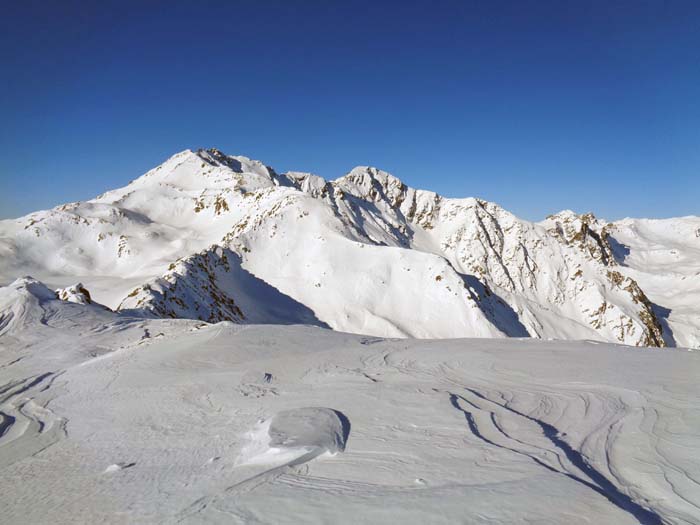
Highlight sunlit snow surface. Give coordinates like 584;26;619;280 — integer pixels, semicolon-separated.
0;280;698;524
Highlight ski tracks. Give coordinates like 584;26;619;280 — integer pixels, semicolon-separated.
0;371;67;469
447;388;663;524
358;346;681;524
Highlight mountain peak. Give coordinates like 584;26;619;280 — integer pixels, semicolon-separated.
5;276;57;302
2;149;697;348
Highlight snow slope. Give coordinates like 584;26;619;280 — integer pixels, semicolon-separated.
0;279;698;524
607;217;700;348
0;148;697;346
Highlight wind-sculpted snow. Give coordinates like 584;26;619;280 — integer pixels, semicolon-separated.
0;148;697;347
0;298;697;523
0;277;57;336
0;372;67;470
447;389;663;524
180;407;351;520
268;407;349;452
238;408;349;468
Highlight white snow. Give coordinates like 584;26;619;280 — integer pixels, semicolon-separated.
1;148;699;522
1;148;696;346
237;408;348;468
0;285;698;523
607;217;700;348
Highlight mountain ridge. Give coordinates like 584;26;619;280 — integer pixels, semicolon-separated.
1;148;698;347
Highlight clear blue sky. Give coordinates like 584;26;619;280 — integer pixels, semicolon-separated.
1;1;698;221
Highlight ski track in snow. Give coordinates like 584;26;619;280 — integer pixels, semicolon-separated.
447;389;662;524
0;371;67;469
166;337;698;524
0;280;698;524
352;345;699;524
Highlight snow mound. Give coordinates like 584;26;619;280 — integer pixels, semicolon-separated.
2;276;57;302
0;277;57;335
0;277;116;337
238;407;350;467
103;462;136;474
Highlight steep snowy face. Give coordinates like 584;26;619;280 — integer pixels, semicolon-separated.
605;216;700;348
292;170;666;346
118;245;327;328
544;210;616;265
0;148;695;346
331;166;443;236
217;189;509;338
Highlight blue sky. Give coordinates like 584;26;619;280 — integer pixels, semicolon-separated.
1;1;698;221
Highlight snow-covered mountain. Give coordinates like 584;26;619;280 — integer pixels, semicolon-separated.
1;148;698;347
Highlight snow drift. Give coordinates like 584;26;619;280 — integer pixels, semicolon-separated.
238;407;350;468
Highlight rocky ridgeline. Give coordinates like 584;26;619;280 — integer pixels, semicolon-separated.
2;148;684;347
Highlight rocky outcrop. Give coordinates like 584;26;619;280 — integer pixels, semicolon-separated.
56;283;93;305
118;247;245;322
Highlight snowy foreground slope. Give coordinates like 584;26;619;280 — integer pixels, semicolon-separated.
1;148;698;346
0;278;698;524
